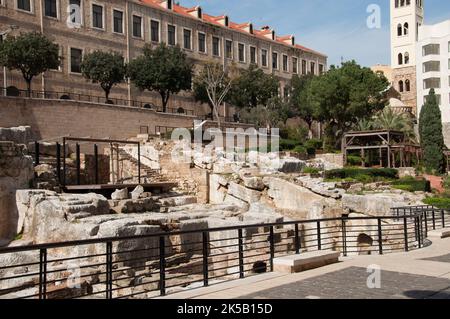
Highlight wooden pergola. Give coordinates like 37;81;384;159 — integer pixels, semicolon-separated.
342;130;422;168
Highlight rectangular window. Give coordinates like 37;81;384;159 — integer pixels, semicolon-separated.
319;64;325;74
261;49;268;67
17;0;31;11
113;10;123;34
225;40;233;59
302;60;307;75
198;32;206;53
238;43;245;63
151;20;160;42
292;57;298;74
310;62;316;75
250;46;257;64
183;29;191;50
44;0;57;18
272;52;278;69
283;55;288;72
70;48;82;73
133;15;142;38
423;61;440;73
168;24;176;46
212;37;220;57
423;78;441;89
92;4;103;29
422;43;440;56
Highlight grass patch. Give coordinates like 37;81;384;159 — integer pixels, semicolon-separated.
303;167;321;174
423;197;450;210
324;168;398;181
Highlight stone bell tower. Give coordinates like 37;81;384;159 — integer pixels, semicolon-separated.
390;0;424;114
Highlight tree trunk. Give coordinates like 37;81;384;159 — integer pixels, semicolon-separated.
104;88;110;103
160;91;169;113
25;78;32;97
307;121;313;140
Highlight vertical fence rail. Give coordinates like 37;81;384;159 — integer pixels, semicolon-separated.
34;142;40;166
94;144;99;185
442;210;446;228
238;229;244;279
341;219;347;257
202;231;209;287
38;248;47;300
403;217;409;252
56;142;61;185
317;221;322;251
105;241;113;299
294;223;300;254
377;218;383;255
76;143;81;185
269;226;275;272
159;236;166;296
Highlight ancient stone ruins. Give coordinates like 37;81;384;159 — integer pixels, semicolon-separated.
0;126;429;298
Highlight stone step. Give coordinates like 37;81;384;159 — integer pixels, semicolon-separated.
273;250;341;274
427;228;450;239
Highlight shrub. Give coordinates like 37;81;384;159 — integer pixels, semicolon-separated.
303;167;320;174
292;145;307;155
391;178;431;193
347;155;362;166
280;139;301;151
423;197;450;210
324;168;398;180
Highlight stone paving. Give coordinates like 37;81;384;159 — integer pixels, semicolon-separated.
240;267;450;299
161;236;450;299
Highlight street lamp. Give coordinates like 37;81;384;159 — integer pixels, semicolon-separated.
1;25;19;97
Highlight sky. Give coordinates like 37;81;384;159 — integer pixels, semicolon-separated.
181;0;450;67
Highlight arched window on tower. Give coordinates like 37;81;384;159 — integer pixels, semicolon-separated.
398;53;403;65
397;24;403;36
395;0;400;8
404;23;409;35
405;79;411;91
399;81;404;93
404;52;410;64
400;0;406;6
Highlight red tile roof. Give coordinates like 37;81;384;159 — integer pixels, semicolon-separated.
139;0;326;57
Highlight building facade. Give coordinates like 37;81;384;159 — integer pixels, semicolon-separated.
0;0;327;118
416;19;450;144
390;0;424;115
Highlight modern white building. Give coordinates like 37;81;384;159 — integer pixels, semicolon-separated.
416;20;450;125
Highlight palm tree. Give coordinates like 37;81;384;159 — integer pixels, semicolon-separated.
374;107;416;142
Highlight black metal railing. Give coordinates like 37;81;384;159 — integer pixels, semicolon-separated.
1;208;445;299
1;87;195;116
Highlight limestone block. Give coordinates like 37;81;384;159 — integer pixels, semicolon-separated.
242;176;265;191
227;182;261;204
273;251;340;273
111;188;129;200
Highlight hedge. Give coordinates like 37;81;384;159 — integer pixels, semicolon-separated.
391;178;431;193
324;168;398;180
423;197;450;210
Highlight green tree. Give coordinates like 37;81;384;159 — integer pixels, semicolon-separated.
128;43;192;112
307;60;389;150
239;96;290;129
419;89;445;174
228;64;279;109
81;50;126;102
374;107;416;142
193;62;234;127
0;32;60;95
290;74;315;138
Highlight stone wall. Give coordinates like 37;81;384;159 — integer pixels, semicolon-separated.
0;142;33;243
0;97;195;141
315;153;344;169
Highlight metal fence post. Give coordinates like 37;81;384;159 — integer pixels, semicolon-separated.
317;221;322;251
105;242;113;299
424;212;428;238
294;223;300;254
202;231;209;287
94;144;99;184
56;142;61;184
238;229;244;279
442;210;445;229
76;143;81;185
377;218;383;255
39;248;47;300
418;216;423;248
341;219;347;257
269;226;275;272
403;217;409;252
159;236;166;296
432;208;436;230
34;141;40;166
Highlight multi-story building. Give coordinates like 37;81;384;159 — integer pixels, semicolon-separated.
416;19;450;144
0;0;327;118
390;0;424;115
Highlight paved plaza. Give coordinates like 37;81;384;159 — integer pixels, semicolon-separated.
161;237;450;299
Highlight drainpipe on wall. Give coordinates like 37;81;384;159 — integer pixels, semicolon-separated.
39;0;46;93
125;0;132;105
